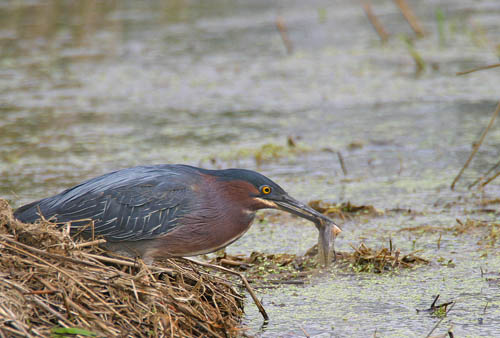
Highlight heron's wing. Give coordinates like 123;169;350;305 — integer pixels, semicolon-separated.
60;183;190;241
15;166;195;241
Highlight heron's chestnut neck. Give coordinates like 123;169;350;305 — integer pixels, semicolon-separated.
214;179;270;212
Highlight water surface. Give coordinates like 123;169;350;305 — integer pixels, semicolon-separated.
1;1;499;337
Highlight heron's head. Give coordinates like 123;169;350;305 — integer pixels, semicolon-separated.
210;168;341;262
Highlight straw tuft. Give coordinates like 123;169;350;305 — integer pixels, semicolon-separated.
0;199;244;338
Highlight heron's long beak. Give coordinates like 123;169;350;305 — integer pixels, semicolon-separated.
273;195;341;265
274;195;341;232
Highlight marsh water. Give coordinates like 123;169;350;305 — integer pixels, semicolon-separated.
1;1;500;337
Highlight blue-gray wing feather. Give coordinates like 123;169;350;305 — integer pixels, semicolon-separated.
14;165;199;242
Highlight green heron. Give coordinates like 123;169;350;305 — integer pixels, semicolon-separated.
14;164;341;263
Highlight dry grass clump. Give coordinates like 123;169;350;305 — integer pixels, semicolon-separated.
339;242;429;273
0;199;244;338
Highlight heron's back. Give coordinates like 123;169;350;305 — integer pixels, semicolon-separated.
14;164;200;242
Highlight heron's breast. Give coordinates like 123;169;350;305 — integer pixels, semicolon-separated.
151;208;256;257
150;177;258;257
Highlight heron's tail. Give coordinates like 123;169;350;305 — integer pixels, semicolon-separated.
13;200;44;223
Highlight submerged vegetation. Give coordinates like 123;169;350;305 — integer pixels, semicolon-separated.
309;200;383;219
207;137;310;167
211;239;429;285
399;218;500;247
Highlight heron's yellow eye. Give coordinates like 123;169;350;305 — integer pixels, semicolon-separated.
261;186;272;194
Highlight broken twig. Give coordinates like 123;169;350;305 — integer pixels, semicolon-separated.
182;257;269;321
393;0;425;37
451;101;500;190
425;301;456;338
337;151;348;176
417;294;453;314
457;63;500;76
362;1;389;42
276;16;293;54
468;158;500;189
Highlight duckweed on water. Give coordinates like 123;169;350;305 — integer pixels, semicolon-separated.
211;251;319;286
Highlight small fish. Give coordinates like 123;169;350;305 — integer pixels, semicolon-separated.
314;218;341;266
